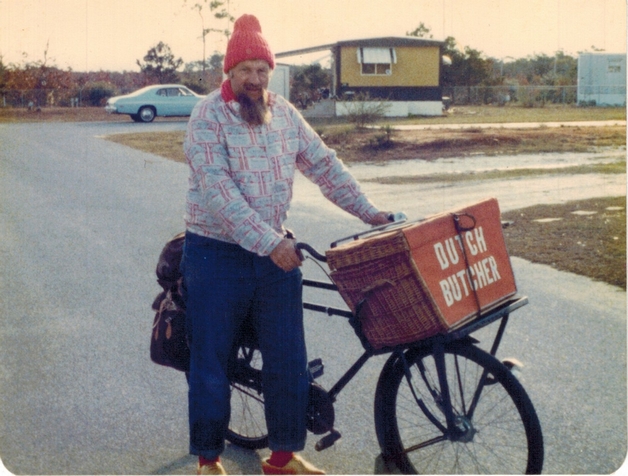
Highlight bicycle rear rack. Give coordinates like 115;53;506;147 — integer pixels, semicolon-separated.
303;277;528;357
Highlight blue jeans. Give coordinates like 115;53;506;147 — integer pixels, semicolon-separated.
181;231;309;459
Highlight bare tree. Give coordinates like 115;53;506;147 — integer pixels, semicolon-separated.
184;0;234;73
136;42;184;84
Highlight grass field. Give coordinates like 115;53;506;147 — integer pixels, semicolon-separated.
305;103;627;128
502;196;626;289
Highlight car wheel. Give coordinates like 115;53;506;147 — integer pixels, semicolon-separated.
138;106;156;123
130;114;141;122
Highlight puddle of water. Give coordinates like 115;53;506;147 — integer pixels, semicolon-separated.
352;173;626;218
347;150;626;181
292;151;626;224
571;210;598;216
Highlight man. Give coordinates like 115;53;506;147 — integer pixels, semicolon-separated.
181;14;391;475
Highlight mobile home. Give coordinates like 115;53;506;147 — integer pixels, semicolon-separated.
577;53;626;106
276;36;447;116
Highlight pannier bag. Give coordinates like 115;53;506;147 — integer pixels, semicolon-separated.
326;198;517;350
150;232;190;372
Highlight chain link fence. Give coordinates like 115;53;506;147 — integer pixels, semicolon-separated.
1;89;81;108
2;84;625;109
443;85;580;106
444;85;626;107
0;85;136;108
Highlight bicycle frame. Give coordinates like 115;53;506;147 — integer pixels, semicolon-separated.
302;267;529;450
224;233;541;471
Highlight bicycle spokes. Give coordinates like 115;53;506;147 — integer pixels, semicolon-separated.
377;344;542;474
404;347;482;442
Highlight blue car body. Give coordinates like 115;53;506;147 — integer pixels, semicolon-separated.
105;84;204;122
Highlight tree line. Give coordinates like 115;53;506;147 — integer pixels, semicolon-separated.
0;17;601;108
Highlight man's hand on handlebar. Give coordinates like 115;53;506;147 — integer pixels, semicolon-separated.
273;211;403;269
368;211;395;226
270;238;303;272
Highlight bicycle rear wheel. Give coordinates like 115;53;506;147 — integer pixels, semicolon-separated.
375;342;543;474
226;343;269;449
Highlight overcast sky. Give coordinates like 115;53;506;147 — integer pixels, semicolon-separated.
1;0;625;72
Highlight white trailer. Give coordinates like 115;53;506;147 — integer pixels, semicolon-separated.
577;53;626;106
268;63;290;100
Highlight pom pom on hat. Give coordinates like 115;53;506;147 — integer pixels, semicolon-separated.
224;14;275;73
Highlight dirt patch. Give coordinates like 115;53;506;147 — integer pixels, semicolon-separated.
501;196;626;289
103;125;626;169
324;126;626;163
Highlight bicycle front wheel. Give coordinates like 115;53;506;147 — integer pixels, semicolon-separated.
226;343;269;449
375;342;543;474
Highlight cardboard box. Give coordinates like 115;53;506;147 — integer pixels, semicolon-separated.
326;198;517;349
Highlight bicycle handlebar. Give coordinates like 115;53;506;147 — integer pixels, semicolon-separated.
329;212;409;248
296;242;327;262
296;212;408;263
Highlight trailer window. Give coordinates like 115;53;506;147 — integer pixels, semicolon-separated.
357;47;396;76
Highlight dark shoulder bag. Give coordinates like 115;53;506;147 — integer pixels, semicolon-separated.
150;232;190;372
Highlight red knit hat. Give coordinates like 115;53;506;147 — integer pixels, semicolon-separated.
223;14;275;73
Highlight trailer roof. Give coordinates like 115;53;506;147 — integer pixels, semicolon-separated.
275;36;443;59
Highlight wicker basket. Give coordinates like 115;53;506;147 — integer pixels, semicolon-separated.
326;198;516;350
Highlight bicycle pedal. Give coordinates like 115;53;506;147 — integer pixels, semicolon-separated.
315;429;341;451
308;358;324;379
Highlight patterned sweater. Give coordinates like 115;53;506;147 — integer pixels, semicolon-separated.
183;80;380;256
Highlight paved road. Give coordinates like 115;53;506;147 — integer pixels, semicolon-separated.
0;120;625;474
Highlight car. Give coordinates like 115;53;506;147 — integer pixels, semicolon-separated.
104;84;205;122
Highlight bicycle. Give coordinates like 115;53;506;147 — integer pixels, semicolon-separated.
224;220;544;474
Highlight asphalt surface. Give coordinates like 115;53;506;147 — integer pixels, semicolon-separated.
0;120;625;475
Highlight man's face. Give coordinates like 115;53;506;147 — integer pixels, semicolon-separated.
229;59;271;101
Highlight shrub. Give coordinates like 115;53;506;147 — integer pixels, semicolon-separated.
182;79;210;95
343;93;390;128
578;100;597;107
81;81;116;106
368;125;396;150
318;125;353;145
518;87;546;108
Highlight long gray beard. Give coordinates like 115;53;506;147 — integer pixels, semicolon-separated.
237;91;271;126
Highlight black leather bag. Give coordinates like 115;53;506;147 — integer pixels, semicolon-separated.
150;232;190;372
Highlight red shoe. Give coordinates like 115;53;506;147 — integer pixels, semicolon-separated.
262;454;325;475
197;461;227;475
